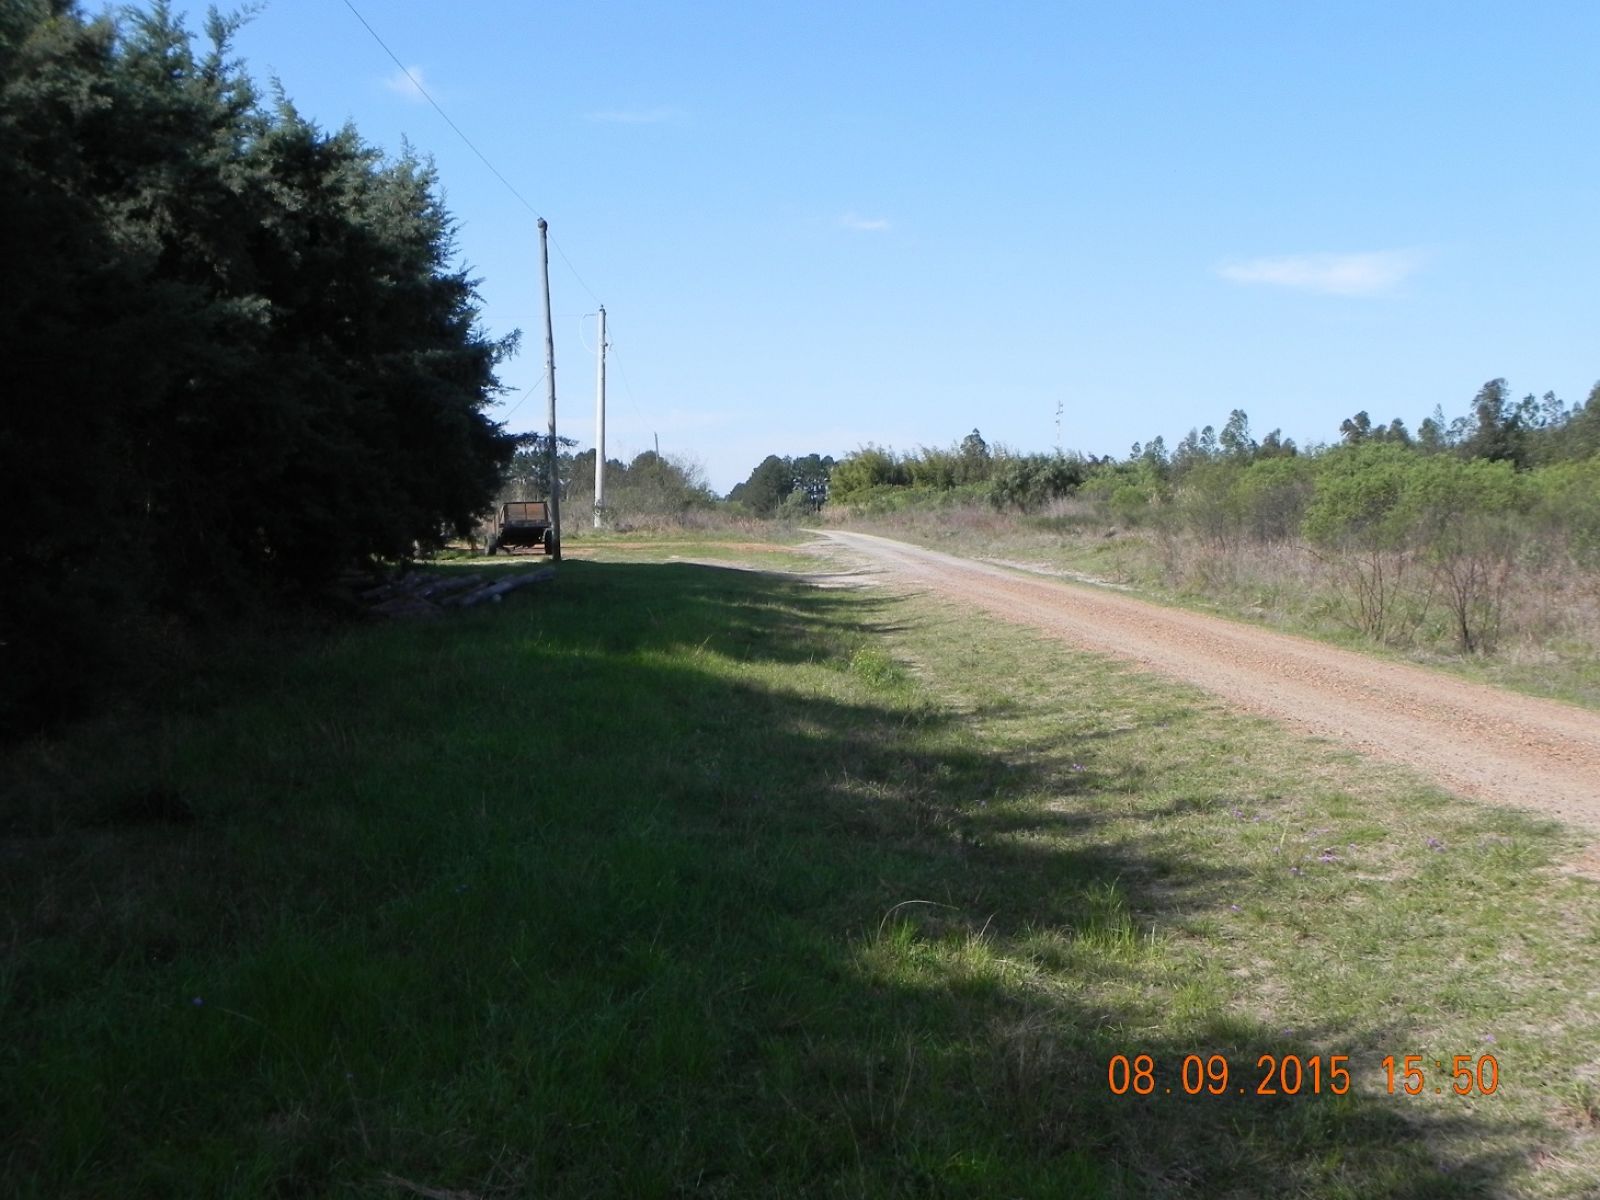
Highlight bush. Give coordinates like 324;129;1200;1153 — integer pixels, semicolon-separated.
1235;456;1315;543
1400;457;1526;653
1080;462;1166;526
1301;446;1428;641
1531;458;1600;570
830;446;908;503
1172;462;1245;548
988;454;1088;512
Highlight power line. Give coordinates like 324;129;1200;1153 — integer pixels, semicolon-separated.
497;372;547;423
606;341;650;432
338;0;540;219
550;240;603;309
337;0;602;307
333;4;626;436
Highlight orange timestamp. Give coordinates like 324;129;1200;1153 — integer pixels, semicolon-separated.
1107;1053;1500;1098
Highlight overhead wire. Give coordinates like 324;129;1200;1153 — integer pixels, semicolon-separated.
549;241;604;310
337;0;602;307
338;1;649;434
338;0;541;221
605;341;651;434
497;372;546;423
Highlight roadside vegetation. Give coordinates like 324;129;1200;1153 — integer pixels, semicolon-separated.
7;539;1600;1197
822;381;1600;708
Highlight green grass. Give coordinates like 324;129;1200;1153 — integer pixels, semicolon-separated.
5;541;1600;1197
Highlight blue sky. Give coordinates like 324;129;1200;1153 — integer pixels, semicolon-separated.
165;0;1597;492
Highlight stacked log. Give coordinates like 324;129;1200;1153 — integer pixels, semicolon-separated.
453;569;556;608
356;568;555;618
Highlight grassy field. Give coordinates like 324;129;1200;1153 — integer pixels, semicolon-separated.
835;503;1600;712
5;536;1600;1197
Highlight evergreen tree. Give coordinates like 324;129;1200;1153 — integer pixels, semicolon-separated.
729;455;795;515
0;2;516;733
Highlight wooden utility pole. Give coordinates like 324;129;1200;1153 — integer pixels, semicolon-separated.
593;306;607;528
537;218;561;560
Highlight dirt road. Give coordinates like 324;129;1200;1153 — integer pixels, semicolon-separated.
821;530;1600;830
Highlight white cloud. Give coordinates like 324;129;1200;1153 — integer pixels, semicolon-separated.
1217;249;1422;297
383;65;429;103
586;107;682;125
839;212;891;233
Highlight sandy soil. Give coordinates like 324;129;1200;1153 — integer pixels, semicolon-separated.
822;530;1600;832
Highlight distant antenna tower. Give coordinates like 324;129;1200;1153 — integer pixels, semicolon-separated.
1054;399;1064;453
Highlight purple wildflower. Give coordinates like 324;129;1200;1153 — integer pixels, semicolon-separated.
1427;838;1445;852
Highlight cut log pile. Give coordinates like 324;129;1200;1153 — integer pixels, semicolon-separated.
355;568;556;618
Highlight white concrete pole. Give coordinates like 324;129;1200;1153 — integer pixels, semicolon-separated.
593;306;606;528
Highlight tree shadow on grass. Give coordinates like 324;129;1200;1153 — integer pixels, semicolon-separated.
2;560;1547;1198
406;562;1550;1195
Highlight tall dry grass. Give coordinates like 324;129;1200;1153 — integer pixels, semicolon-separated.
838;495;1600;706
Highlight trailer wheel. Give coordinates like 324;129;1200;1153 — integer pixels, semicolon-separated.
543;528;556;556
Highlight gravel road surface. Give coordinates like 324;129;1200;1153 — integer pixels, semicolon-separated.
822;530;1600;831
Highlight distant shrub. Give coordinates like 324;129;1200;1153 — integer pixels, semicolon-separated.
988;454;1087;512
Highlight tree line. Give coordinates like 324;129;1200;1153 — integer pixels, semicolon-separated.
725;454;836;516
502;437;719;523
822;430;1093;512
1114;401;1598;654
1;2;516;733
821;378;1600;655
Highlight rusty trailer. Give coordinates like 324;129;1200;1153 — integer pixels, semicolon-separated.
486;501;557;556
